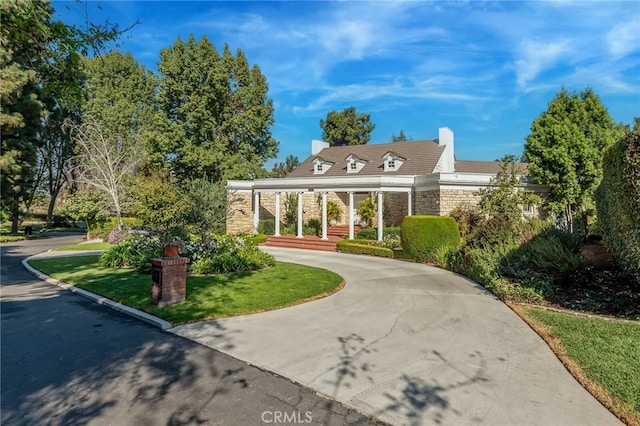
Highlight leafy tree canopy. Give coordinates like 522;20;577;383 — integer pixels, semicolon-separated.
0;0;134;233
524;87;622;233
391;130;409;142
157;35;278;182
320;106;375;147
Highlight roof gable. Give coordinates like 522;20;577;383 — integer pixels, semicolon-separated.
287;140;444;178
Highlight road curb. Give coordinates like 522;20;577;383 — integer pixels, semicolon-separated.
22;256;173;330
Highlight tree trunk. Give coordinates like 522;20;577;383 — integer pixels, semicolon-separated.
10;195;20;234
46;190;59;226
565;204;573;234
581;206;589;241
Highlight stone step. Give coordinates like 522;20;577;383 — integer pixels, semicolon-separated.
327;225;362;237
263;235;339;252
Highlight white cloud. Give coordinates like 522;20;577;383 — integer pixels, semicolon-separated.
607;18;640;57
514;39;571;88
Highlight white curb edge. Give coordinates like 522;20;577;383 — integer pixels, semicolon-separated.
22;257;173;331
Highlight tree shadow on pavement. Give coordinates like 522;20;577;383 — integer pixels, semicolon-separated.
381;350;489;425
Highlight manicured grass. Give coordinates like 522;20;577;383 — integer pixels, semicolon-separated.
28;255;343;326
515;306;640;425
51;242;111;251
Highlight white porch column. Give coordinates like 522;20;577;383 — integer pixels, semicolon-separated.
274;192;281;237
296;192;304;238
348;192;355;240
321;192;328;240
253;192;260;234
407;191;413;216
377;191;384;241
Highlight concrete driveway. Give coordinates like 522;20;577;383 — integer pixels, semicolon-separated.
171;247;621;426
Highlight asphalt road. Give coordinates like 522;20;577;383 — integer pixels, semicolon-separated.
1;233;379;426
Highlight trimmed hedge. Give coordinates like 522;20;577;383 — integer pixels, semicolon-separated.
401;215;460;262
595;123;640;285
336;240;394;258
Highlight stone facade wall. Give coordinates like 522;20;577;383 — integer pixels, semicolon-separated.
414;190;440;216
226;190;253;235
439;190;482;216
384;193;409;226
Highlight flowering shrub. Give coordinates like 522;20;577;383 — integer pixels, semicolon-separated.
107;227;128;244
100;233;274;275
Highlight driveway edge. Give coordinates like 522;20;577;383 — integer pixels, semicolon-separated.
21;257;173;330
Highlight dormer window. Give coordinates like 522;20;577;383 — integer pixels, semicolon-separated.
382;151;405;172
312;157;333;175
345;154;366;174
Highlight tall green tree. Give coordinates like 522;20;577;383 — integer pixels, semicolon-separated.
82;51;160;170
0;0;134;233
270;154;299;177
524;88;621;233
391;130;408;142
157;35;278;182
320;107;375;147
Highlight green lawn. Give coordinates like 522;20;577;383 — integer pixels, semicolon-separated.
520;307;640;425
51;242;111;251
28;255;343;325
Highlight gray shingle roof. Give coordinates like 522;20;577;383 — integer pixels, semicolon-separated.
287;140;445;178
455;160;529;174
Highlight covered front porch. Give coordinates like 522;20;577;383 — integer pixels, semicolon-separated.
227;175;416;242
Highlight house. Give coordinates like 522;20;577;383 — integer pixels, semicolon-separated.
226;127;546;240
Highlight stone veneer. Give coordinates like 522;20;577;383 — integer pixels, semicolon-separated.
226;187;539;235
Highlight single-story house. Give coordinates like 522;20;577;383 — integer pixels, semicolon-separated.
226;127;546;240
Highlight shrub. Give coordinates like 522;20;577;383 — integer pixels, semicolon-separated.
336;240;394;258
190;244;274;274
595;121;640;285
355;226;400;241
258;219;275;235
246;233;268;244
326;201;342;222
306;218;321;236
401;216;460;262
449;203;483;238
107;227;127;244
99;237;162;273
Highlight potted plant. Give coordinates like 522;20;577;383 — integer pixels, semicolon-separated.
357;196;376;227
326;201;342;226
158;227;186;257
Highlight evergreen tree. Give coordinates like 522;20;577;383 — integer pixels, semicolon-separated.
271;155;300;177
320;107;375;147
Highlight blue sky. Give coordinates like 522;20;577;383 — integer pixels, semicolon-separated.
52;1;640;165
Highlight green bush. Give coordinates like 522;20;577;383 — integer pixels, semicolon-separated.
99;237;162;273
336;240;394;258
355;226;401;240
306;218;321;236
449;203;483;239
258;219;275;235
90;217;140;240
190;245;274;274
400;216;460;262
595;122;640;285
246;233;268;244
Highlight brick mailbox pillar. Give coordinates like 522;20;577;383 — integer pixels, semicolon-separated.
150;257;189;305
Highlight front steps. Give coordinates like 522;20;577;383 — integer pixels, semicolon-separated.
263;235;342;252
262;225;362;252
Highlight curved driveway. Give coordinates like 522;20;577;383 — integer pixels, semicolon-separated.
171;247;621;426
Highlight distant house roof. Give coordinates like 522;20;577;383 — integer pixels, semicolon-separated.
287;140;445;178
455;160;529;174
